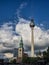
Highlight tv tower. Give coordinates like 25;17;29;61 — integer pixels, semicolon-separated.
30;19;35;57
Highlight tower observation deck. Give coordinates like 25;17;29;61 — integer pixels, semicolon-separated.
30;19;35;57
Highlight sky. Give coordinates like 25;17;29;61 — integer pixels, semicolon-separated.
0;0;49;29
0;0;49;58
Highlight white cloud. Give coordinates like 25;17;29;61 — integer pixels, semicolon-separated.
0;23;13;43
0;17;49;56
0;22;20;51
16;18;49;52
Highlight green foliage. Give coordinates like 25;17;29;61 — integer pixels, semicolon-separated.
22;57;38;63
43;47;49;58
22;47;49;63
43;51;47;58
43;47;49;62
10;59;16;63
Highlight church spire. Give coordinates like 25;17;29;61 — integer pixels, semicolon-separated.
18;36;24;62
19;37;23;48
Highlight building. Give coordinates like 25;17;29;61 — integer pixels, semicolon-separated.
18;37;24;58
30;19;35;57
14;48;18;57
17;37;24;63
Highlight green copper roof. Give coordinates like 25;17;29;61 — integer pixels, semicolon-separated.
19;37;23;48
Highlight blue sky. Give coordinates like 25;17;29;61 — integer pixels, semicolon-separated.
0;0;49;57
0;0;49;29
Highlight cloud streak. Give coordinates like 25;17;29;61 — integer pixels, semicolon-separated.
16;2;27;18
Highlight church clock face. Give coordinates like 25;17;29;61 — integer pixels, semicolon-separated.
18;48;23;58
19;49;21;52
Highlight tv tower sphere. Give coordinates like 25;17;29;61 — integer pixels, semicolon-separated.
30;19;35;57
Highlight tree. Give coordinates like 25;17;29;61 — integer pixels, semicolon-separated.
43;51;47;58
46;47;49;62
47;47;49;58
43;47;49;62
10;59;16;63
22;57;37;63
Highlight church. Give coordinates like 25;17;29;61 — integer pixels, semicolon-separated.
17;37;28;63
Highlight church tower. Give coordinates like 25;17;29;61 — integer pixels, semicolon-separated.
18;37;24;59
